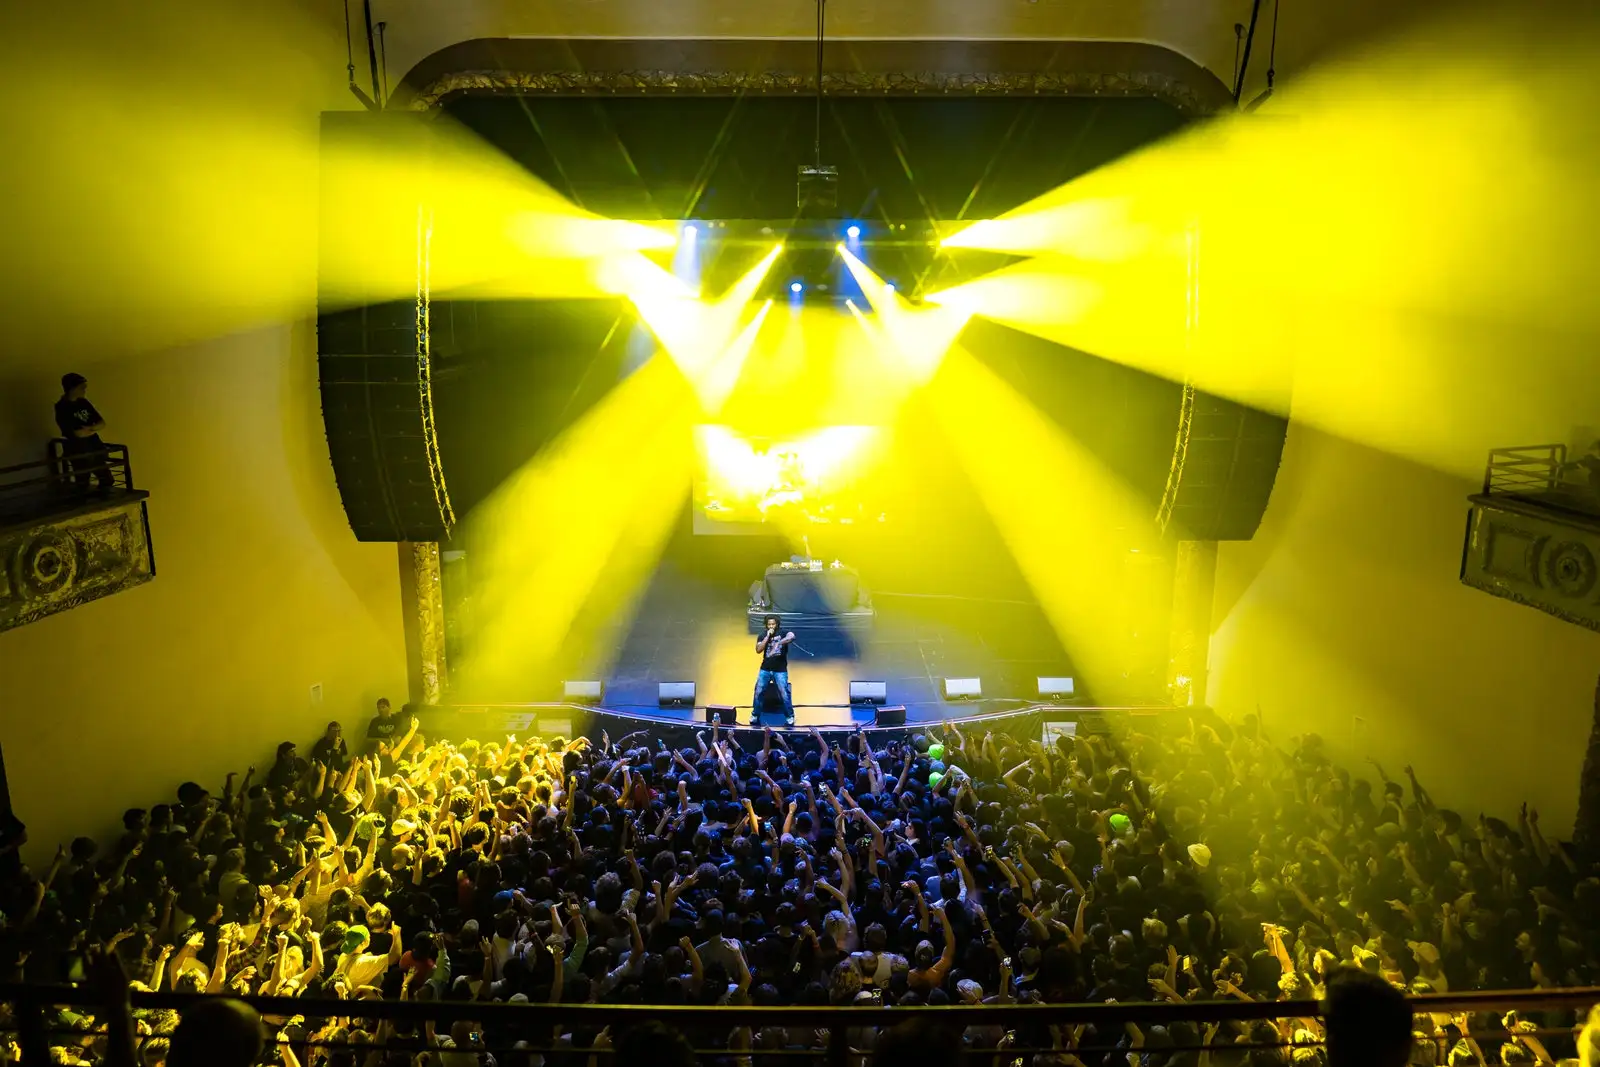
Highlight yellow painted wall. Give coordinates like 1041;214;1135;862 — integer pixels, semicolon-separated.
1210;424;1600;832
0;327;407;863
0;0;405;862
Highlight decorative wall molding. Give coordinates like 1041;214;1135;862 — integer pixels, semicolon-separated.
1462;494;1600;633
411;67;1222;115
397;38;1233;115
0;496;155;632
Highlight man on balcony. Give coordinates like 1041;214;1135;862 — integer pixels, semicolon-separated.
54;372;112;495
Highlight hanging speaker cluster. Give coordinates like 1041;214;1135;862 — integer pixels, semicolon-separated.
317;111;456;543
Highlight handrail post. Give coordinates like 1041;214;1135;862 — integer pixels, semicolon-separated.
18;997;50;1067
826;1022;848;1067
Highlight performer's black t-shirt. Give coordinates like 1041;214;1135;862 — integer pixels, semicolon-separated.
760;635;789;672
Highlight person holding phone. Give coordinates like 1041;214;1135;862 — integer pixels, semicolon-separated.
753;615;797;725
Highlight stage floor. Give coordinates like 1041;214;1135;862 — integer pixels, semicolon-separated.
601;564;1075;726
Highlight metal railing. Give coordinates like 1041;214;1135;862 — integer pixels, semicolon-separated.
1483;444;1567;496
1480;443;1600;519
1;983;1594;1067
0;439;137;523
414;702;1149;747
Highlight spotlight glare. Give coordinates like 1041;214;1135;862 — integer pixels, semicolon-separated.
683;224;698;240
847;225;861;239
885;283;896;293
790;282;803;294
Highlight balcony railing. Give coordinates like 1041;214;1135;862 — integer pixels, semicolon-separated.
1481;443;1600;519
0;440;138;524
0;983;1594;1067
1484;444;1566;495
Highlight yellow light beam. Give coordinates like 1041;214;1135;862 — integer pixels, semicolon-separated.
694;300;774;415
452;353;698;699
931;4;1600;480
839;247;972;383
629;243;783;392
920;346;1166;695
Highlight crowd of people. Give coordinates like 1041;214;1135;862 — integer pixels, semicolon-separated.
0;699;1596;1067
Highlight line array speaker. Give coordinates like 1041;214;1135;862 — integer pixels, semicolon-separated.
1159;388;1287;541
318;111;455;543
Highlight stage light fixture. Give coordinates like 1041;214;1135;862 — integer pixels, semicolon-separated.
884;283;895;293
790;282;804;294
846;225;861;239
683;224;698;240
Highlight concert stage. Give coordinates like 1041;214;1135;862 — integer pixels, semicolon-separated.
597;562;1077;726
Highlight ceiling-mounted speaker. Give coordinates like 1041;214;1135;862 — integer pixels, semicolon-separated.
796;164;839;216
943;677;982;700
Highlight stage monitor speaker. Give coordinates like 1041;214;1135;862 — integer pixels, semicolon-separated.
706;704;737;725
563;680;604;704
849;681;888;705
1036;676;1076;700
1160;391;1287;541
659;682;697;707
539;716;574;738
943;677;983;700
874;705;907;727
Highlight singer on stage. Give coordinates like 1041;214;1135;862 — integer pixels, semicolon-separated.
754;614;796;725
